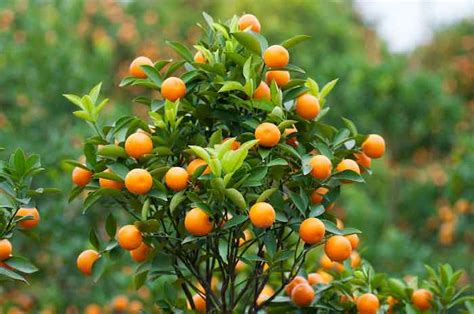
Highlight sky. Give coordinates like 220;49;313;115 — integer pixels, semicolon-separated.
355;0;474;52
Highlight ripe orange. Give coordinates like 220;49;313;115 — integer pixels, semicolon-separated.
99;169;124;190
362;134;385;159
112;295;129;311
299;218;325;244
223;137;241;150
266;70;290;87
317;270;333;284
295;94;320;120
161;77;186;101
238;14;261;32
239;229;252;246
194;51;206;63
345;234;360;249
310;187;328;204
336;159;360;177
125;168;153;195
185;208;213;236
387;296;397;314
129;56;153;78
310;155;332;180
165;167;189;191
235;260;246;272
15;207;40;229
291;283;314;308
129;300;143;314
125;132;153;159
187;159;210;176
188;294;206;312
350;251;361;268
285;127;298;147
253;81;271;100
130;242;151;262
356;293;380;314
249;202;275;229
84;304;101;314
72;167;92;187
411;289;433;311
0;239;12;261
117;225;142;250
76;249;100;275
263;45;289;68
255;122;281;147
319;253;344;272
354;152;371;171
257;285;274;306
285;276;308;295
307;273;324;285
324;235;352;262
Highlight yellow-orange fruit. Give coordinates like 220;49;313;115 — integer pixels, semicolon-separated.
129;56;153;78
263;45;289;68
354;152;371;170
295;94;320;120
362;134;385;159
238;14;261;32
266;70;290;87
253;81;271;100
412;289;433;311
15;207;40;229
356;293;380;314
125;132;153;159
299;218;325;244
72;166;92;186
99;169;124;190
130;242;152;262
249;202;275;229
165;167;189;191
161;77;186;101
310;155;332;180
223;137;241;150
324;235;352;262
311;187;328;204
345;234;360;249
125;168;153;195
336;159;361;184
308;273;325;285
112;295;129;311
188;294;206;312
194;51;206;63
187;159;210;176
285;276;308;296
350;251;361;268
291;283;315;308
0;239;12;261
185;208;213;236
285;127;298;147
117;225;142;250
255;122;281;147
84;304;102;314
76;249;100;275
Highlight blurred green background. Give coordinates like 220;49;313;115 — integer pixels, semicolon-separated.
0;0;472;312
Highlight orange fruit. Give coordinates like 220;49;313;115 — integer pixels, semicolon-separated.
299;218;325;244
266;70;290;87
76;249;100;275
285;127;298;147
223;137;241;150
324;235;352;262
336;218;344;229
72;167;92;187
117;225;142;250
411;289;433;311
0;239;12;261
249;202;275;229
130;242;152;262
310;187;328;204
112;295;129;311
319;253;344;272
295;94;320;120
350;251;361;268
239;229;252;246
185;208;213;236
263;45;289;68
125;168;153;195
99;169;124;190
187;159;211;176
257;285;274;306
336;159;360;176
165;166;189;191
354;152;371;171
310;155;332;180
188;294;206;312
345;234;360;249
387;296;397;314
235;260;246;272
161;77;186;101
291;283;314;308
308;273;325;285
129;56;153;78
253;81;271;100
125;132;153;159
84;304;102;314
362;134;385;159
356;293;380;314
255;122;281;147
317;270;333;284
238;14;261;32
129;300;143;314
285;276;308;295
194;51;206;63
15;207;40;229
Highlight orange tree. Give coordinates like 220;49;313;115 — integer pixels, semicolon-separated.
0;148;57;283
65;13;473;312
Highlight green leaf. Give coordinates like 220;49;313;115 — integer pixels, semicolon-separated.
170;191;186;212
89;82;102;103
225;188;247;210
321;219;342;235
134;270;149;290
189;146;211;164
331;170;365;183
63;94;83;108
89;228;100;250
4;256;38;274
218;81;244;93
281;35;311;49
305;78;319;97
209;129;223;147
97;145;127;159
267;158;288;167
92;256;105;283
288;190;306;215
223;215;248;229
0;267;28;284
232;31;261;55
166;41;193;62
342;117;358;136
319;78;338;99
105;213;117;239
257;188;278;203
